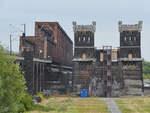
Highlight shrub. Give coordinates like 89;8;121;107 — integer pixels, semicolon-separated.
18;103;26;113
143;74;150;79
37;92;45;101
18;93;33;112
0;44;26;113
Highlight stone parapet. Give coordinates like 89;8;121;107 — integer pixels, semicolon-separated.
72;21;96;33
118;21;143;32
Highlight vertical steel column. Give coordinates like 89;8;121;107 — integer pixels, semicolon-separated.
42;63;45;90
32;62;35;94
39;63;42;92
102;46;112;97
36;62;38;93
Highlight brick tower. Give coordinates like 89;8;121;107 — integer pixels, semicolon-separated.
72;21;96;93
118;21;144;95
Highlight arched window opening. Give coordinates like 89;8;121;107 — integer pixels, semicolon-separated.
129;37;131;41
82;53;87;60
78;37;81;42
134;36;136;41
128;53;132;60
88;37;91;42
100;52;104;61
83;36;86;42
124;37;127;41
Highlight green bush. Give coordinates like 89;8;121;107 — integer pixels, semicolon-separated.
37;92;45;101
0;44;26;113
143;74;150;79
18;103;26;113
18;93;33;112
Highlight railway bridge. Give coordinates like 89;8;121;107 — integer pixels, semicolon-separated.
15;49;72;95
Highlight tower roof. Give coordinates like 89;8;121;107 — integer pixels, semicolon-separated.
118;21;143;32
72;21;96;33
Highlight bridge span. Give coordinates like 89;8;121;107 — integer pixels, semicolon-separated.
15;52;72;95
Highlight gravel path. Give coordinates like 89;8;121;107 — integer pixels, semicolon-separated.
102;98;122;113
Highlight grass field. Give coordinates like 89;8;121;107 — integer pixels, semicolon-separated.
115;97;150;113
27;97;109;113
27;96;150;113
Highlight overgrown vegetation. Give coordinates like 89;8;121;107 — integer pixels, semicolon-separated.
143;60;150;79
0;44;26;113
18;93;33;112
115;97;150;113
28;97;109;113
37;92;45;101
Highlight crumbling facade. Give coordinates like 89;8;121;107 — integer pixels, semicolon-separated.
72;21;96;94
118;21;143;95
72;21;143;97
20;22;73;66
18;21;143;96
19;22;73;94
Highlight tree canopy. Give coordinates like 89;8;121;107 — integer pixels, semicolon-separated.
0;44;26;113
143;60;150;79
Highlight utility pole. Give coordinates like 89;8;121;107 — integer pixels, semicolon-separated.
10;34;12;55
9;23;25;55
23;24;26;36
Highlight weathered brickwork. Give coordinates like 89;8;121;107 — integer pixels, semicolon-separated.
18;21;143;96
72;21;143;97
18;22;73;94
20;22;73;66
72;22;96;93
119;21;143;95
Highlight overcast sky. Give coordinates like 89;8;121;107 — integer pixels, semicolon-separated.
0;0;150;61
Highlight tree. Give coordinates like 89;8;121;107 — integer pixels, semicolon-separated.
0;44;26;113
142;60;150;79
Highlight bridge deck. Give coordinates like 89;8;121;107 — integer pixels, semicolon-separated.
16;56;52;63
